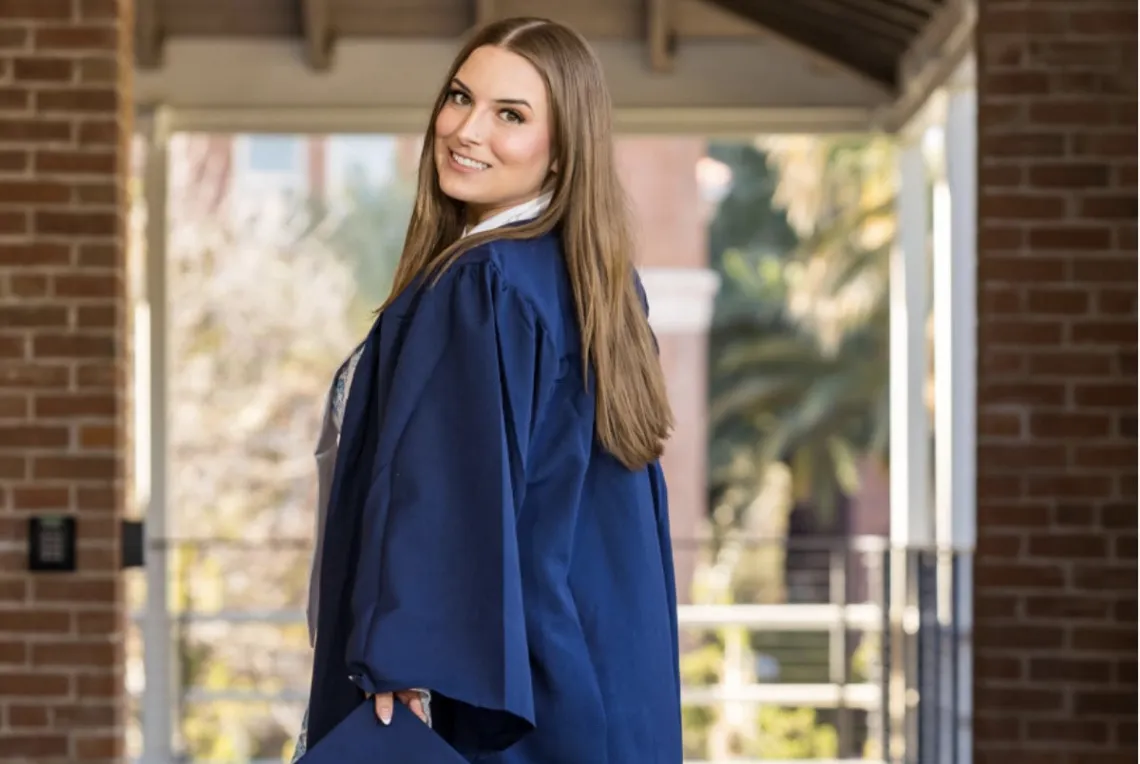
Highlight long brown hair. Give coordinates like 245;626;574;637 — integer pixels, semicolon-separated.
384;17;672;470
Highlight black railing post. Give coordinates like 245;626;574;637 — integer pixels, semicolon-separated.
950;550;961;764
878;545;891;762
903;549;920;764
916;549;943;764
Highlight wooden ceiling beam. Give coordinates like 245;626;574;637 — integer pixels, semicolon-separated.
811;0;928;35
796;0;916;45
300;0;334;71
136;0;163;69
704;0;898;88
472;0;496;30
888;0;942;14
646;0;677;73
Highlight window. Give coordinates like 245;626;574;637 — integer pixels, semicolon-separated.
233;134;309;199
246;135;304;174
326;135;397;195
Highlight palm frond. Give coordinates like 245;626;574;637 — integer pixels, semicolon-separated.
714;333;831;376
826;436;862;495
818;241;891;296
791;197;894;261
710;374;809;427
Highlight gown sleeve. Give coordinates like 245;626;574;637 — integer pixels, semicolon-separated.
636;271;681;701
344;260;551;757
650;462;682;704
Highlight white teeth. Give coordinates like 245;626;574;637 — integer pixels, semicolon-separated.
452;151;489;170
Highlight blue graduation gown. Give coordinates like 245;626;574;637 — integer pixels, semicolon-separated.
305;231;683;763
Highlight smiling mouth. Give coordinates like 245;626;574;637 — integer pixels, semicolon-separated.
450;150;490;170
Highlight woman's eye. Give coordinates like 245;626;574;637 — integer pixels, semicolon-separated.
449;90;470;106
501;110;523;124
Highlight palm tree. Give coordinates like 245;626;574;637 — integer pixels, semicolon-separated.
708;135;896;526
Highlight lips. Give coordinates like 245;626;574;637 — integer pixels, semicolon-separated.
449;150;490;171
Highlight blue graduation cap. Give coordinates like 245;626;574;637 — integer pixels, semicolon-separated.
298;700;467;764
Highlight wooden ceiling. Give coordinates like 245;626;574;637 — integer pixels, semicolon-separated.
706;0;946;87
136;0;948;90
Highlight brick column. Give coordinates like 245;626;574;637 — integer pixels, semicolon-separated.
0;1;133;762
975;3;1137;762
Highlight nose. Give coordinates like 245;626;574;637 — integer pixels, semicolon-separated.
455;108;487;146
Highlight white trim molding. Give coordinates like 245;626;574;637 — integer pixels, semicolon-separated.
933;83;977;764
638;266;721;334
888;142;933;548
933;90;977;554
878;0;976;134
160;105;880;138
139;110;179;764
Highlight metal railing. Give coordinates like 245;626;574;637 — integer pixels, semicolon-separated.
128;535;970;763
881;546;972;764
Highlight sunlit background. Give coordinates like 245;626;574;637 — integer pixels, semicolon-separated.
4;2;1133;764
122;128;922;762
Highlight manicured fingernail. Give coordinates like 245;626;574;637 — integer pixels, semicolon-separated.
380;707;392;725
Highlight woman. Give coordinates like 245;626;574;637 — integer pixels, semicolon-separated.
299;16;683;763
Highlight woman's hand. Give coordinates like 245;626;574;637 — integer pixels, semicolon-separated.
373;690;429;726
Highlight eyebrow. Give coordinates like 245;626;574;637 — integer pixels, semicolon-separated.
452;78;532;109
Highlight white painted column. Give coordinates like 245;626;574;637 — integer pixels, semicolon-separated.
935;75;978;554
885;132;934;764
933;59;977;764
639;266;721;335
140;109;178;764
889;142;933;549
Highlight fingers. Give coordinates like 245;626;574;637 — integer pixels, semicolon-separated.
396;690;429;724
372;690;429;726
373;692;393;725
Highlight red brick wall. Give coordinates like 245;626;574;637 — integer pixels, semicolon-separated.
0;1;132;761
975;2;1137;762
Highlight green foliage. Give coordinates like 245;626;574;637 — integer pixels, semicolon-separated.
750;706;839;759
851;632;878;684
707;136;895;526
156;135;422;760
307;166;416;332
680;639;725;759
330;172;415;297
706;142;797;325
705;142;799;532
693;135;894;760
680;627;840;760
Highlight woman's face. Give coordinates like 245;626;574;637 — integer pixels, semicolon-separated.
434;45;553;226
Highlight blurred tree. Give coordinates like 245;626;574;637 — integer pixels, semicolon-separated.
164;133;364;758
709;135;896;528
701;138;897;759
705;141;798;535
314;163;415;330
692;140;858;760
751;705;839;759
